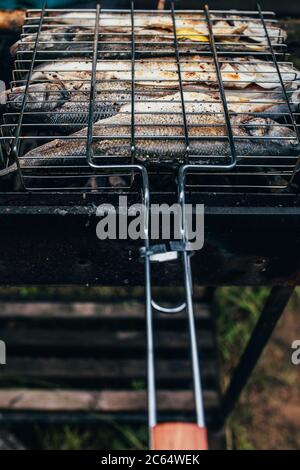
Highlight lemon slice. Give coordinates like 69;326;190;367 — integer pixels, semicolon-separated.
176;27;208;42
245;44;265;51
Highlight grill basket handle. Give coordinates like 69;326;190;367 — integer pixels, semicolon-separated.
151;422;208;450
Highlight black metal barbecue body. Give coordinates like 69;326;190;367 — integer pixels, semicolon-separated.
0;4;300;285
0;191;299;286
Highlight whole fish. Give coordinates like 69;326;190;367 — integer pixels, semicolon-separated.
25;56;299;90
3;76;298;135
6;54;297;122
3;63;299;135
12;27;138;59
13;11;286;58
18;92;300;171
24;11;246;33
12;26;212;59
11;28;262;61
25;11;285;42
4;81;71;112
3;80;178;131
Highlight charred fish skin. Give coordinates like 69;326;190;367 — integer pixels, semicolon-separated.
4;80;178;132
18;92;300;169
11;31;270;61
19;120;300;170
4;82;71;113
23;55;300;92
12;27;133;60
4;77;300;135
12;11;286;59
11;25;197;60
6;55;300;116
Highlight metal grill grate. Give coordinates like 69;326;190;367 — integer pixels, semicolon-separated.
1;3;300;191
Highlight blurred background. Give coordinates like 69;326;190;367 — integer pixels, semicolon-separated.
0;286;299;450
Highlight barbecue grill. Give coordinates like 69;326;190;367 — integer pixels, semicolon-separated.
0;2;300;450
1;3;300;191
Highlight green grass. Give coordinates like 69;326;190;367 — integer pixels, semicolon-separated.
214;287;300;449
227;413;254;450
214;287;271;449
215;287;270;364
34;423;147;450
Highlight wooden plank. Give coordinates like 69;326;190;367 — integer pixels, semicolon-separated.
0;389;218;412
0;301;211;320
0;431;25;450
0;302;139;318
0;357;216;382
0;327;214;351
0;287;206;303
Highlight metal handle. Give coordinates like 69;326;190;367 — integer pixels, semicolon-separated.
151;422;208;450
145;244;207;447
151;300;186;314
144;166;208;449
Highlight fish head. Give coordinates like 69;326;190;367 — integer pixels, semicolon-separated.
10;40;20;57
291;89;300;113
10;26;93;57
7;81;71;112
239;116;299;147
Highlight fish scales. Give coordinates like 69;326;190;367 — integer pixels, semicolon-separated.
4;55;299;132
18;56;300;91
16;11;286;58
19;92;300;169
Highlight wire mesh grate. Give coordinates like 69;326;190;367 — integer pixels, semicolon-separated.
0;3;300;191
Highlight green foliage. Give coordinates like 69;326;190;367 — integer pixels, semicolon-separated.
131;380;146;391
214;287;272;450
215;287;270;363
110;423;147;450
37;426;91;451
35;424;147;450
228;412;254;450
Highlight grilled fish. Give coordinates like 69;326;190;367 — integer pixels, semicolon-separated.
4;52;299;133
3;80;178;131
4;81;71;112
11;27;265;60
11;27;136;59
23;11;246;33
12;26;213;59
27;56;299;90
26;11;285;42
13;11;286;57
18;92;300;170
6;82;300;134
